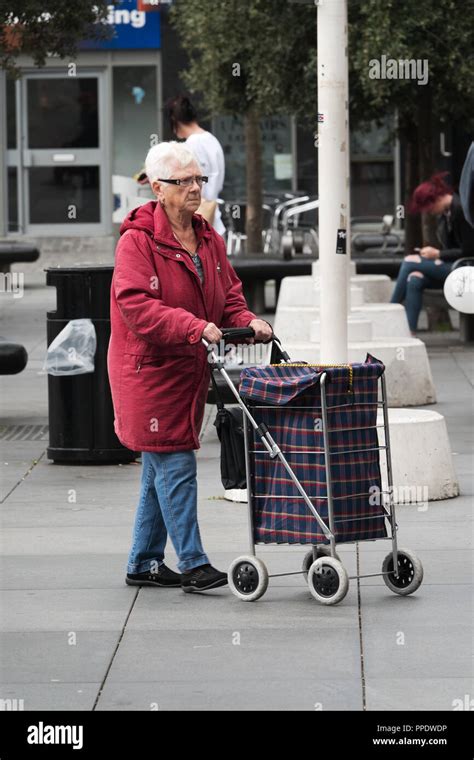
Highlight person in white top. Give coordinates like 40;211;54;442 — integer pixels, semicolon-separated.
165;95;226;236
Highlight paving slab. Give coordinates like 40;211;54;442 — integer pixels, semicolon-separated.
0;631;120;683
0;588;135;632
360;583;472;690
0;683;100;711
125;584;360;632
95;678;363;711
0;526;133;556
364;678;474;711
0;274;472;711
105;628;361;682
0;554;134;591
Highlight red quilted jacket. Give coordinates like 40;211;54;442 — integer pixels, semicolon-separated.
107;201;256;452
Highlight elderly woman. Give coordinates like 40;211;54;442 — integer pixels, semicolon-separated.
107;142;272;593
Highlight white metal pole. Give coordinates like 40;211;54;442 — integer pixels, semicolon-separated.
317;0;350;362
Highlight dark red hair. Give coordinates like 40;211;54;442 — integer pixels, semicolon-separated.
409;172;453;214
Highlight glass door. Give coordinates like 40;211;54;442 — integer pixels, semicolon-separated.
9;70;109;235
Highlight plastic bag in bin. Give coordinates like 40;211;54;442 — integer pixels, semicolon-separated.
44;319;97;376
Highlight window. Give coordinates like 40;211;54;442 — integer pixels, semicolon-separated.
350;118;395;217
112;65;158;179
214;114;293;199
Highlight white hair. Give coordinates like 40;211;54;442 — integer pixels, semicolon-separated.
145;141;201;184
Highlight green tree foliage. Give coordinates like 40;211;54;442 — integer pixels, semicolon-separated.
349;0;474;244
349;0;474;131
0;1;114;77
171;0;317;122
170;0;318;251
172;0;474;250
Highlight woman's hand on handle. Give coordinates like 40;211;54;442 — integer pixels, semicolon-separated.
202;322;223;343
248;319;273;343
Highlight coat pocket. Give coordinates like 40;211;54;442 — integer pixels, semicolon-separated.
134;350;195;373
135;355;167;373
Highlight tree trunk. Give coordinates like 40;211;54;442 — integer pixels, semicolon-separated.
401;123;422;253
244;108;263;254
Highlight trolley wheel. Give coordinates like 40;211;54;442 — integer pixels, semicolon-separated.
307;557;349;605
382;548;424;596
228;556;269;602
302;546;341;581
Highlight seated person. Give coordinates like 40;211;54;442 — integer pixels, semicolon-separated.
390;172;474;334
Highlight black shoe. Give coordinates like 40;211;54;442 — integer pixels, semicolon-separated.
126;564;181;588
181;564;228;593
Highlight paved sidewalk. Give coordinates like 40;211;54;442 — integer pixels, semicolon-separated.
0;272;472;710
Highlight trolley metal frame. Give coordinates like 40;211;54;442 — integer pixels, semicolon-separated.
205;332;401;584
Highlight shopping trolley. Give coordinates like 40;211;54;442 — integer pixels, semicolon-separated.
204;327;424;605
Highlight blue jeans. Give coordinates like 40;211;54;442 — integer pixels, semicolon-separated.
390;257;451;331
127;451;210;574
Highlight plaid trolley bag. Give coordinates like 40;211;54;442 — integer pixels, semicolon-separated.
238;353;387;547
205;329;424;605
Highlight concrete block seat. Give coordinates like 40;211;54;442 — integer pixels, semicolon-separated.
274;303;410;342
378;408;460;502
278;270;393;307
278;338;437;406
223;410;459;506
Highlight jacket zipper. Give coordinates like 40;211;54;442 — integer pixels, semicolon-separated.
155;240;210;321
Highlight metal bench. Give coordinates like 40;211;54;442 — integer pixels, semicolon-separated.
353;254;405;277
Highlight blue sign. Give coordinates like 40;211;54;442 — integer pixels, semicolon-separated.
81;1;161;50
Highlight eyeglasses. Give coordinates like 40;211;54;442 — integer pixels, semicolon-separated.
157;176;208;187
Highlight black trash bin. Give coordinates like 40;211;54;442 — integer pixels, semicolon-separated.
45;266;137;464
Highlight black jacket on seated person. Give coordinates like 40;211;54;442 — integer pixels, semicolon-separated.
437;192;474;262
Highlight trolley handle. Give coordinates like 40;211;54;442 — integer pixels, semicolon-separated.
203;327;288;357
220;327;255;341
220;328;285;349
